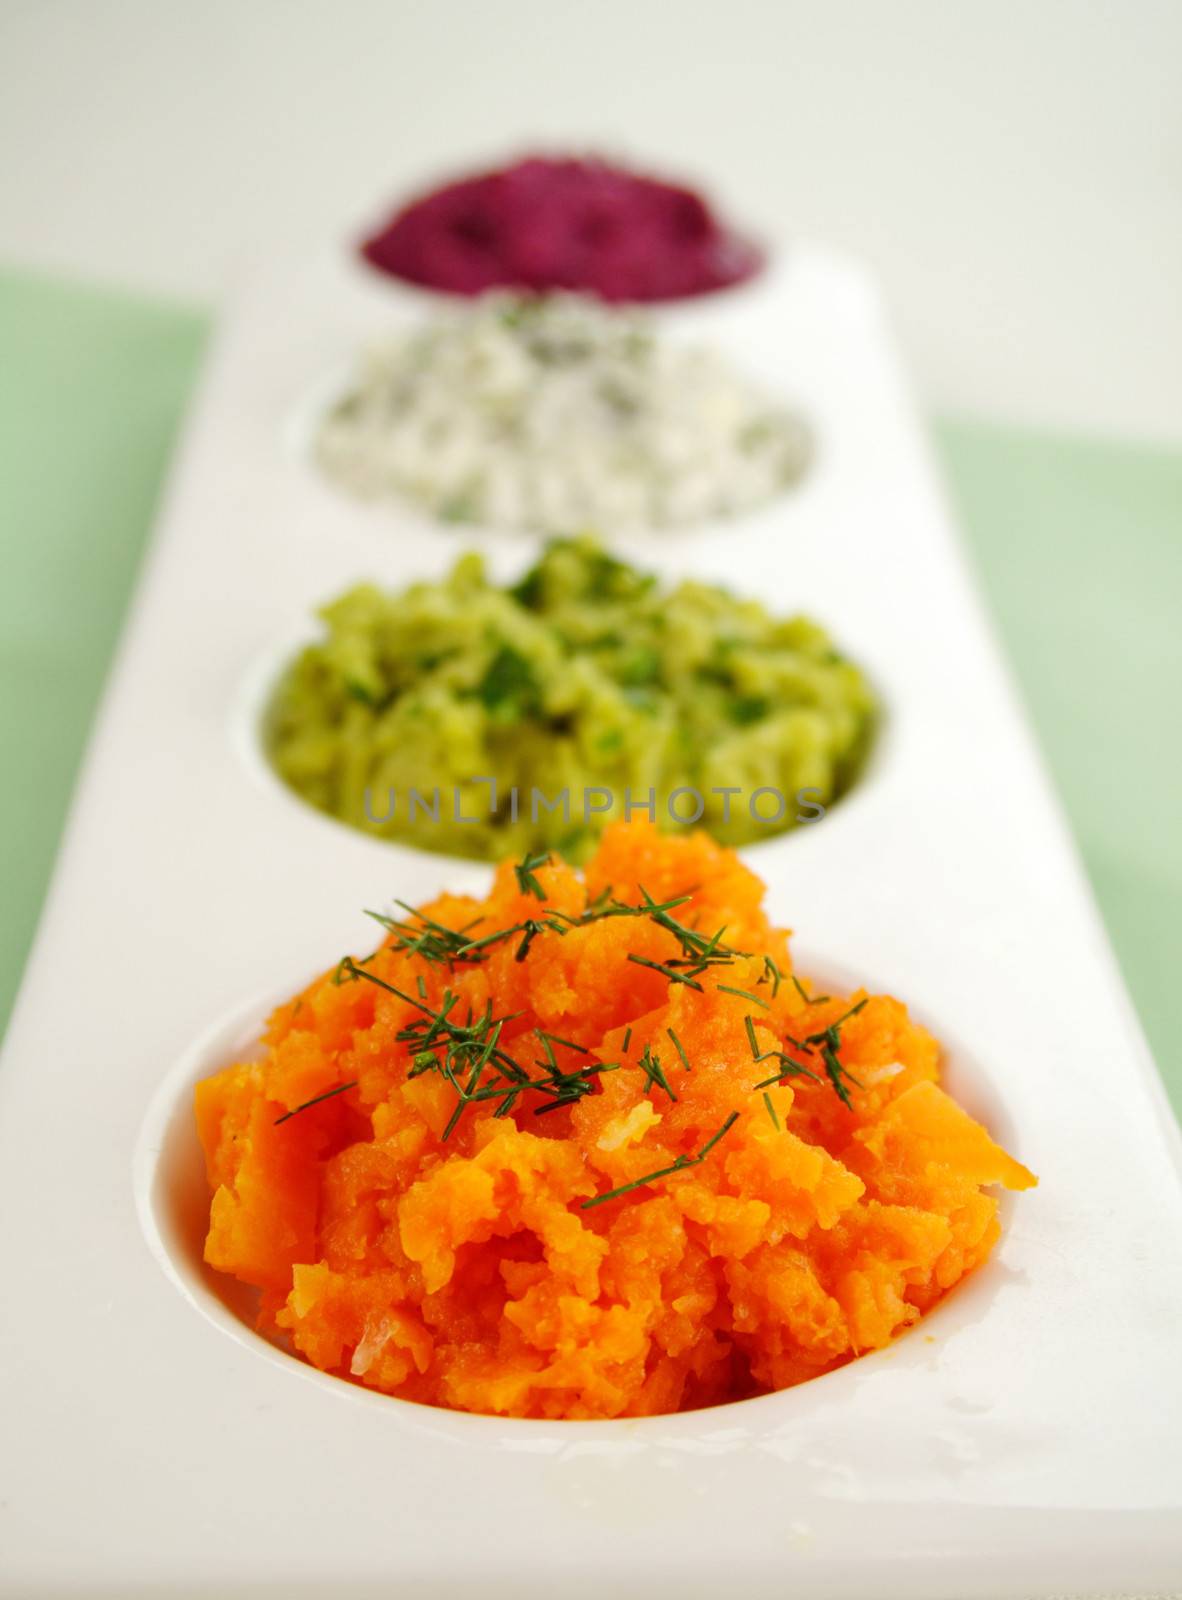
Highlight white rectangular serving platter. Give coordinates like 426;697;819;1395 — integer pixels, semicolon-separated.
2;240;1181;1600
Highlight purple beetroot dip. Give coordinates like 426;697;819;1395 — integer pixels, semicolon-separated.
360;154;763;303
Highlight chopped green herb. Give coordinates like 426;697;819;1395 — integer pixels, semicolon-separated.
821;1045;862;1108
717;983;768;1008
665;1027;692;1073
581;1113;740;1209
515;918;551;961
758;956;783;997
637;1044;676;1101
514;850;551;901
627;954;704;990
274;1081;358;1125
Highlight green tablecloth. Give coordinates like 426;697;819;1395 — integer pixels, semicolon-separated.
2;268;1178;1111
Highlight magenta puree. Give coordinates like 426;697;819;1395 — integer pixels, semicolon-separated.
361;154;762;302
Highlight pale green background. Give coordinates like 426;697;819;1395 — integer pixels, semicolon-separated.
1;269;1178;1110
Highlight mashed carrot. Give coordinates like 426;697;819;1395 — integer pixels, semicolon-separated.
196;822;1034;1418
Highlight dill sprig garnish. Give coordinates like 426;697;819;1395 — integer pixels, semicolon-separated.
665;1027;691;1074
717;983;768;1008
538;1028;593;1056
335;955;620;1134
789;972;832;1007
745;1011;823;1088
792;1000;868;1108
452;914;570;961
274;1081;358;1125
514;850;551;900
746;996;867;1106
514;918;552;962
802;998;868;1039
452;924;524;956
636;888;749;965
530;1031;620;1115
819;1045;860;1108
378;877;745;992
758;956;783;997
627;954;704;990
333;863;867;1143
637;1043;676;1101
581;1112;740;1210
367;904;485;967
545;887;698;935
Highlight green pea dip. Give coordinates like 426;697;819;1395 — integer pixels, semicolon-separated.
265;538;877;861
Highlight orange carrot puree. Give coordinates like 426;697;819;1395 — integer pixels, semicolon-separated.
196;821;1034;1418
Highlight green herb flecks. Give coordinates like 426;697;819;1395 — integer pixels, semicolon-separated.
581;1113;740;1210
514;850;551;900
665;1027;692;1074
748;996;867;1106
335;955;621;1135
637;1043;676;1102
758;956;783;998
274;1081;358;1125
718;983;768;1009
745;1012;823;1089
366;903;485;968
627;954;704;990
334;862;867;1149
